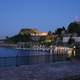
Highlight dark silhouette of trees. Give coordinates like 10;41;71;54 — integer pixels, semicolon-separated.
5;33;31;44
55;26;65;35
6;36;9;39
48;31;52;35
55;28;62;34
67;22;80;34
68;35;75;45
55;26;66;40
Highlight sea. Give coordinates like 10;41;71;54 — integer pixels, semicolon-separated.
0;47;68;67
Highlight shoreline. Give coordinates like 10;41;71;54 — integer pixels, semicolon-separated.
0;43;17;48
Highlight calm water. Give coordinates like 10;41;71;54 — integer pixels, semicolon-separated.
0;47;68;67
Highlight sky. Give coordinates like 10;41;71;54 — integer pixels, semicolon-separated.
0;0;80;38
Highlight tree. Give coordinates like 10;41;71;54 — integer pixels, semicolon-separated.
68;35;75;45
67;22;80;34
39;36;46;44
48;31;52;35
55;27;65;35
5;33;31;44
6;36;9;39
55;27;66;40
55;28;62;34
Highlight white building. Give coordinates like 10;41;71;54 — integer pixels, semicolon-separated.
63;33;80;43
19;28;48;41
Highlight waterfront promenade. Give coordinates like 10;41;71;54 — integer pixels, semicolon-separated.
0;60;80;80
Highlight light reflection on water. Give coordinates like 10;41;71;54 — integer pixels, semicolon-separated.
0;47;69;67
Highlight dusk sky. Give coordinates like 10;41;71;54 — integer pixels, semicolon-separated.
0;0;80;38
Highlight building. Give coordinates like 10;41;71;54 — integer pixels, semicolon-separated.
19;28;48;41
63;33;80;43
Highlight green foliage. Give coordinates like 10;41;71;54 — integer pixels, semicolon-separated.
39;35;53;46
20;28;38;35
39;36;46;44
41;40;52;47
5;33;31;43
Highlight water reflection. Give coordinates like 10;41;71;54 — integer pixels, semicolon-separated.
0;48;69;67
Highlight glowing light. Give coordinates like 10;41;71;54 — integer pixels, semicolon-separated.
73;50;76;56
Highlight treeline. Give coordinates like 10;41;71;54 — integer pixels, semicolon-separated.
5;21;80;44
55;21;80;35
